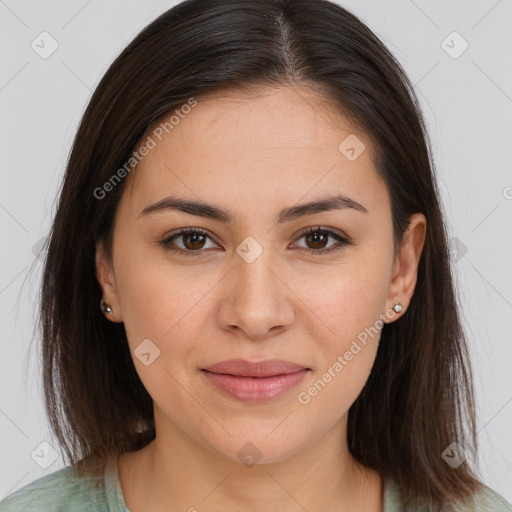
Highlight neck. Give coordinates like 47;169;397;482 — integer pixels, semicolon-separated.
118;413;383;511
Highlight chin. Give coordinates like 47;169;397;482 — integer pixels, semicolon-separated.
199;429;307;467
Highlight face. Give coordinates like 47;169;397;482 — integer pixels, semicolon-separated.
96;85;425;464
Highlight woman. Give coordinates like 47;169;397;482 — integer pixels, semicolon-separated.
1;0;510;510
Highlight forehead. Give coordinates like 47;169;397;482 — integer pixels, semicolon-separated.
121;86;387;221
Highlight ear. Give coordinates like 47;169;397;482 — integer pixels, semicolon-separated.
384;213;427;322
95;239;123;322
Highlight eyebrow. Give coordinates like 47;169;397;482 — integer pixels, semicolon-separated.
138;193;368;224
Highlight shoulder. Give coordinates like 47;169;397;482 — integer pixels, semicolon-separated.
460;483;512;512
384;476;512;511
0;464;109;512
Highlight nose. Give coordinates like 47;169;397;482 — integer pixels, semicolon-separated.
217;243;295;340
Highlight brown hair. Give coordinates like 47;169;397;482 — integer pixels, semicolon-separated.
36;0;481;508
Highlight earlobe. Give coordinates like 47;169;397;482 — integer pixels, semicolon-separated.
385;213;427;321
100;300;114;316
95;239;121;322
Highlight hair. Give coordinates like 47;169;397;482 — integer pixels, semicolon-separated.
35;0;481;508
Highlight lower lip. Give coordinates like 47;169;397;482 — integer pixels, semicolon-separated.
202;369;309;403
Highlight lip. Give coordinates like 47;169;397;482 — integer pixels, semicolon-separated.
202;359;311;403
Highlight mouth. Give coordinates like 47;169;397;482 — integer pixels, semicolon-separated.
201;359;311;403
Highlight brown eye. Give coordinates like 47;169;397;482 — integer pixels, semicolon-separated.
181;232;207;250
293;227;351;255
160;226;351;258
304;230;329;249
160;228;218;256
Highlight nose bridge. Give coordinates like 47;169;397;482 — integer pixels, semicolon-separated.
219;235;294;336
234;235;279;302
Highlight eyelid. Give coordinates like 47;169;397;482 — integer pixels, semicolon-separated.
291;226;351;254
160;227;219;254
159;225;351;256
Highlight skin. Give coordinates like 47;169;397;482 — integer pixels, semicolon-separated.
96;85;426;512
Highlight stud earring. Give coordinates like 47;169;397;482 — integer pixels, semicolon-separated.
393;303;403;313
101;301;113;315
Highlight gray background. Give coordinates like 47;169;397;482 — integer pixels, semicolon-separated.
1;0;511;503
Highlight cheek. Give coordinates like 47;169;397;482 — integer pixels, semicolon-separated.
115;261;207;408
295;341;379;429
294;251;391;403
301;253;391;342
116;270;171;342
294;279;385;419
114;240;208;336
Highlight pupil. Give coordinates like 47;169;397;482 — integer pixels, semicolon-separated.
186;233;204;249
307;232;326;249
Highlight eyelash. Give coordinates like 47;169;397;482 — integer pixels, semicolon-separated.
159;226;351;257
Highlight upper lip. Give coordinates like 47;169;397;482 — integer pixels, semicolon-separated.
202;359;309;377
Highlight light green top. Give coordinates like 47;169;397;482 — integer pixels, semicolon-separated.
1;456;511;511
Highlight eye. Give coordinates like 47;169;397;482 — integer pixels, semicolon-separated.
292;226;351;255
159;226;351;257
159;228;218;257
